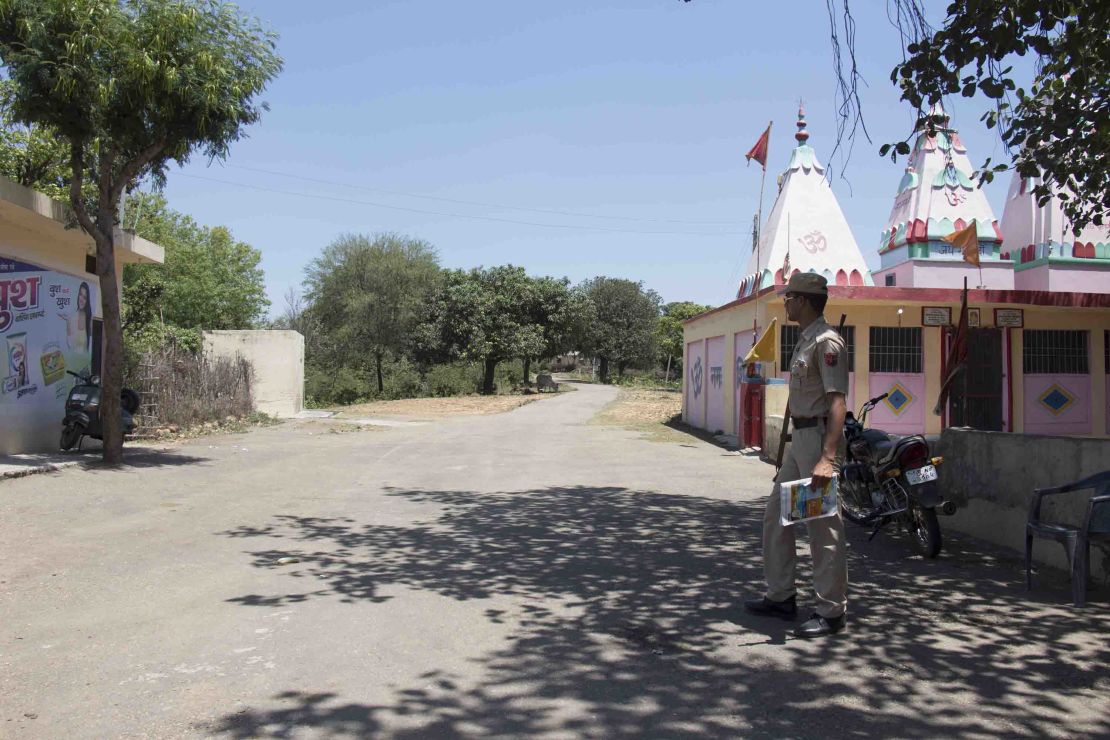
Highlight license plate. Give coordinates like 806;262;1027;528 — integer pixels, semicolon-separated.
70;393;88;401
906;465;938;485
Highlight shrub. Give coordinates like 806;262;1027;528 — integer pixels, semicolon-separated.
124;345;252;429
305;365;371;406
425;362;481;397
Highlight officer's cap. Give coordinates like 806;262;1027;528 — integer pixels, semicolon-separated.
777;272;828;296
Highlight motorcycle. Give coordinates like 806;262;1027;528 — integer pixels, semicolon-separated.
839;392;952;558
60;370;141;451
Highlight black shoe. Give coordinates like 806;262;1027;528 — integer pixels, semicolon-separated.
743;595;797;619
793;612;846;638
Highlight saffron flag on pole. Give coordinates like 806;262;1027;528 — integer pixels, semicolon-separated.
745;124;771;169
942;222;981;267
933;279;969;416
743;317;778;364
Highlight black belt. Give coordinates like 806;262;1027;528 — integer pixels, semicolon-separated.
791;416;826;429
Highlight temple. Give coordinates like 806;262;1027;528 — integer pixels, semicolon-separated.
682;104;1110;447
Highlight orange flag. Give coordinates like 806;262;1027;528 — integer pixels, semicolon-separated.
943;222;981;267
745;124;771;169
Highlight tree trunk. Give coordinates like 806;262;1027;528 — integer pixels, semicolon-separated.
665;355;672;383
617;361;626;379
482;357;498;395
523;358;531;387
375;351;384;394
598;356;610;384
94;227;124;465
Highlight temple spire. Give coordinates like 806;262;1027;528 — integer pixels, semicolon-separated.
795;104;809;144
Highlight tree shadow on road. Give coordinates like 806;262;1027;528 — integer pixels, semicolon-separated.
212;485;1110;738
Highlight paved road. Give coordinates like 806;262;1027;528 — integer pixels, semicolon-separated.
2;382;1108;738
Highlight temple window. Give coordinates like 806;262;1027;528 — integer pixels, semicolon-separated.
781;324;855;372
869;327;922;373
1023;330;1089;374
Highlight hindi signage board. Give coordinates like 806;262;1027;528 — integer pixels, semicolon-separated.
921;306;951;326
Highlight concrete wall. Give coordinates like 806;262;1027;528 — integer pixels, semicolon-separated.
203;331;304;418
936;428;1110;583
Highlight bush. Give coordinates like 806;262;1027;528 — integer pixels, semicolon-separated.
306;365;371;406
425;362;481;397
382;356;423;399
124;345;253;429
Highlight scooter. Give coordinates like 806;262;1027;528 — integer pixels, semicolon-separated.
839;392;952;558
60;370;141;451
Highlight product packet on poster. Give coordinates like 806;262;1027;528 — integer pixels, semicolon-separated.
779;476;839;526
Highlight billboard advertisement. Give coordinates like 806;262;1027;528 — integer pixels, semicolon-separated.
1;255;97;453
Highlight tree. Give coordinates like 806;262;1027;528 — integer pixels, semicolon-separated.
519;276;590;385
0;0;282;463
419;266;545;395
123;193;269;338
657;301;711;378
883;0;1109;229
578;277;662;384
305;233;441;394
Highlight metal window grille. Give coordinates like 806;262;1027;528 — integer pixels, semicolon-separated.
869;327;922;373
1023;330;1089;374
780;324;855;371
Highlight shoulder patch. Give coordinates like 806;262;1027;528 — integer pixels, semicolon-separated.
824;352;838;367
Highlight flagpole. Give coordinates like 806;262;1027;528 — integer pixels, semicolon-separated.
755;120;771;281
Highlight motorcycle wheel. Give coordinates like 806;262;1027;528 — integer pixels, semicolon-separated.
906;504;942;558
60;424;82;451
121;388;141;415
838;478;874;527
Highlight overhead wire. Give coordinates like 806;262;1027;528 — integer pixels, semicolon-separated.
176;171;744;237
223;163;745;227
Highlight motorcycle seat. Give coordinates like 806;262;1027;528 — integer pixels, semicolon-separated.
860;428;896;459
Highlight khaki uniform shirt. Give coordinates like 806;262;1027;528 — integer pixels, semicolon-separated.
788;316;849;418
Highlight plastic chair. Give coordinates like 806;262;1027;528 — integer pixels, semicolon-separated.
1026;471;1110;607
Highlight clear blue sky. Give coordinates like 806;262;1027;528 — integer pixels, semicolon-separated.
159;0;1017;315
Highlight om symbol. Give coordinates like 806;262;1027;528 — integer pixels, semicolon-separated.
945;190;967;206
691;356;703;398
797;230;827;254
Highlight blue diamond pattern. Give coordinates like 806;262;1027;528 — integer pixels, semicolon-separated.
1043;390;1070;414
1040;386;1073;414
887;388;910;411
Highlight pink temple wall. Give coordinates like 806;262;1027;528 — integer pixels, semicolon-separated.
1023;374;1092;436
867;373;927;435
733;329;755;440
1014;264;1110;294
705;336;726;434
685;339;705;429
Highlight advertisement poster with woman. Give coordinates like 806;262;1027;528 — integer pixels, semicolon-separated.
1;255;97;451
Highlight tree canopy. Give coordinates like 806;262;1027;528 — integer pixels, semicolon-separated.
657;301;712;375
304;233;441;393
578;277;662;384
418;266;546;394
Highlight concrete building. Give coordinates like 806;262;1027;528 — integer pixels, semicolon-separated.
683;106;1110;447
0;178;165;455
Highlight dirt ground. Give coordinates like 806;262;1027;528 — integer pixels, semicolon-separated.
328;394;542;419
590;387;695;442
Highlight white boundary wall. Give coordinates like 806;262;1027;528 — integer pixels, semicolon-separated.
202;330;304;417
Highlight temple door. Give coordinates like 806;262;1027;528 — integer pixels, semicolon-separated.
950;327;1004;431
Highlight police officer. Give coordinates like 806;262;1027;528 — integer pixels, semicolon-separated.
745;272;849;638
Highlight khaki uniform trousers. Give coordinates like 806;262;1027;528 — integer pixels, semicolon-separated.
762;423;848;618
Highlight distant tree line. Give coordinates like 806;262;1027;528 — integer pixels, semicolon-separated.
275;232;709;405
